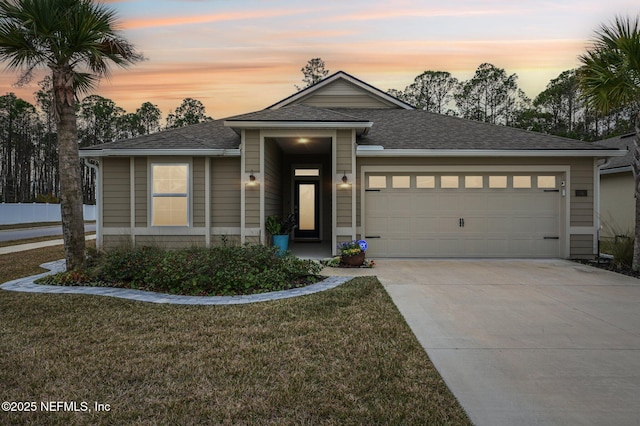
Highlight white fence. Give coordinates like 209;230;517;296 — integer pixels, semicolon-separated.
0;203;96;225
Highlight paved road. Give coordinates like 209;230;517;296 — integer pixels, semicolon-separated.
0;224;96;242
377;259;640;426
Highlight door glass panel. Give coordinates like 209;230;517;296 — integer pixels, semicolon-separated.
440;176;459;188
537;176;556;188
513;176;532;188
299;184;315;231
465;176;483;188
392;176;410;188
295;169;319;177
416;176;435;188
368;176;387;189
489;176;507;188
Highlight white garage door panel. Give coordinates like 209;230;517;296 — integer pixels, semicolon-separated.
365;173;562;258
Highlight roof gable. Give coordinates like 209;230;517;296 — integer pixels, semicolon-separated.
267;71;414;110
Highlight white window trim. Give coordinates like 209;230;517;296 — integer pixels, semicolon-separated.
149;161;191;227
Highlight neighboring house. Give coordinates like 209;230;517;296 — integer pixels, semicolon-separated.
80;71;625;258
598;132;635;239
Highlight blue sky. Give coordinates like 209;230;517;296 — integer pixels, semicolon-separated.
2;0;638;118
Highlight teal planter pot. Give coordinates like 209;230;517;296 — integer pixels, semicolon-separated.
272;235;289;256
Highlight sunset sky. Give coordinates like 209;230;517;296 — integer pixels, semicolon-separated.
1;0;638;120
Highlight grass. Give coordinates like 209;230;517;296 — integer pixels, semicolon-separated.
0;221;95;231
0;247;471;425
0;245;66;281
0;233;95;249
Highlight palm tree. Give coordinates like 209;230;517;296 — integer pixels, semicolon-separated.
0;0;142;270
579;16;640;269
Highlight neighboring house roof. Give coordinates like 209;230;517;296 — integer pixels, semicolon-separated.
597;133;635;173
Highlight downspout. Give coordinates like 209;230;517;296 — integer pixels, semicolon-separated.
595;157;612;259
83;158;101;249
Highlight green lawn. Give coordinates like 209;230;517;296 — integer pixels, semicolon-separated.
0;247;470;425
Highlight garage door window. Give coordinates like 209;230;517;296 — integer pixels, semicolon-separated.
440;176;459;188
416;176;435;188
489;176;507;188
392;176;410;188
465;176;483;188
368;176;387;189
513;176;532;188
537;176;556;188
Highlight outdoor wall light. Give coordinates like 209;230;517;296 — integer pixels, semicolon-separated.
247;170;257;186
339;171;351;188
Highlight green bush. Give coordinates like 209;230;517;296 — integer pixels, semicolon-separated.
100;245;165;287
39;245;323;296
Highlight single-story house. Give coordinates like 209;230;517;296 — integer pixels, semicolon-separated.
598;132;635;238
80;71;626;258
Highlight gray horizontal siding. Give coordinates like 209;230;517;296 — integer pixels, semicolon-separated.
103;158;130;227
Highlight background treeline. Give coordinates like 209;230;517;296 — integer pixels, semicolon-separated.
388;64;636;140
1;64;635;204
0;76;212;204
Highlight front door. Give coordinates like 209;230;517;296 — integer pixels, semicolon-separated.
294;181;320;239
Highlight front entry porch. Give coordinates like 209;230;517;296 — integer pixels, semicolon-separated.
241;128;357;256
288;240;333;259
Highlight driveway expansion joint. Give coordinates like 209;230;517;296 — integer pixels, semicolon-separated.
0;259;353;305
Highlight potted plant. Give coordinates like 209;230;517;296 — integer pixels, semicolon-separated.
266;213;296;255
337;240;368;266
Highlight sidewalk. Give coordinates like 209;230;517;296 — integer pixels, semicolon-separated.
0;235;96;255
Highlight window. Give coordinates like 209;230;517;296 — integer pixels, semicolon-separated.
513;176;532;189
368;176;387;189
392;176;410;188
440;176;459;188
465;176;483;188
489;176;507;188
537;176;556;188
151;164;189;226
416;176;435;188
295;168;319;177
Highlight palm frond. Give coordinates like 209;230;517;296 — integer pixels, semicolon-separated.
0;0;143;84
579;15;640;114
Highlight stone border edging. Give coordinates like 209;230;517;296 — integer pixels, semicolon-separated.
0;259;353;305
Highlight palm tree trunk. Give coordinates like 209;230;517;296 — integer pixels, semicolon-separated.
53;67;85;271
634;110;640;271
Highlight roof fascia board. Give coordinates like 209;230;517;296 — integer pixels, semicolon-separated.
79;149;241;158
267;71;414;110
223;120;373;129
356;148;628;158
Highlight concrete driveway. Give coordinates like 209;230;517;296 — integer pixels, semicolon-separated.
375;259;640;426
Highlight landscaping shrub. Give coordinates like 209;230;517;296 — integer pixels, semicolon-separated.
100;245;165;286
609;234;634;270
38;244;323;296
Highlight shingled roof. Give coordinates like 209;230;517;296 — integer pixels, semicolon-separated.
80;119;240;151
597;133;634;170
333;108;616;151
81;106;621;154
225;104;369;123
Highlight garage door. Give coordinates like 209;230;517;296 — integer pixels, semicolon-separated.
364;173;562;258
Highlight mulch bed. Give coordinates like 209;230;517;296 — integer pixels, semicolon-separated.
573;257;640;279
